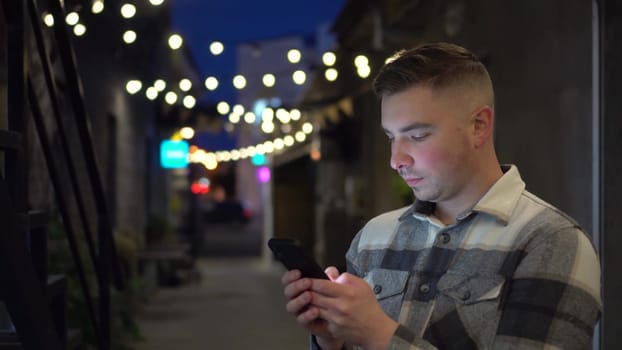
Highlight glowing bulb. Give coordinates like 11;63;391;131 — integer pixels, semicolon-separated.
146;87;158;100
261;108;274;122
217;101;230;115
73;24;86;36
232;104;245;115
179;78;192;92
154;79;166;91
244;112;256;124
120;3;136;18
149;0;164;5
292;70;306;85
276;109;291;124
183;95;196;109
290;109;301;121
123;30;136;44
262;73;276;87
65;12;79;26
295;131;306;142
357;65;371;78
287;49;301;63
204;76;218;90
164;91;178;105
168;34;183;50
180;127;195;139
302;122;313;134
125;80;142;94
322;51;336;66
92;0;104;14
274;138;284;150
229;113;240;124
325;68;338;82
233;75;247;89
354;54;369;67
261;122;274;133
284;136;294;146
210;41;224;55
43;13;54;27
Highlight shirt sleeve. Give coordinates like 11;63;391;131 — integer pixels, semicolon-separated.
490;225;602;349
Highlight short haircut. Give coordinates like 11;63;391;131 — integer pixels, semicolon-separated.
373;42;493;104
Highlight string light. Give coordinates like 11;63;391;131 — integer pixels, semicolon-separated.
123;30;137;44
125;80;142;94
233;75;247;89
287;49;302;63
65;12;79;26
168;34;183;50
204;76;219;90
292;70;306;85
322;51;336;66
210;41;224;55
164;91;178;105
43;13;54;27
154;79;166;91
183;95;196;109
262;73;276;87
149;0;165;5
179;78;192;92
73;24;86;36
217;101;230;115
146;87;158;100
120;3;136;19
92;0;104;14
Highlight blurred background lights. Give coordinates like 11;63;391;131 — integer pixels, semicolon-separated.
180;127;195;139
290;109;301;121
322;51;336;66
232;104;245;115
149;0;165;5
179;78;192;91
145;87;158;100
154;79;166;91
92;0;104;14
65;12;79;26
210;41;224;55
164;91;178;105
217;101;230;115
244;112;256;124
125;80;142;94
73;24;86;36
120;3;136;19
292;70;306;85
284;135;294;146
168;34;183;50
261;108;274;122
261;122;274;133
354;54;369;67
257;166;271;183
325;68;338;82
295;131;306;142
183;95;196;109
233;75;247;89
287;49;302;63
357;65;371;78
43;13;54;27
302;122;313;134
204;76;219;90
123;30;137;44
262;73;276;87
228;113;240;124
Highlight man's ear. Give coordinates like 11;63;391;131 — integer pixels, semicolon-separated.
471;105;494;147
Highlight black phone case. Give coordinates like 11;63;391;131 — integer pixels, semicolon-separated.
268;238;327;279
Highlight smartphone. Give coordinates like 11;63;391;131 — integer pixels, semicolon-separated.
268;238;328;279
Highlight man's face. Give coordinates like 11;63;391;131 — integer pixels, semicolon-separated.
381;85;474;205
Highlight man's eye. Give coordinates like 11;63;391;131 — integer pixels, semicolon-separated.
411;133;429;141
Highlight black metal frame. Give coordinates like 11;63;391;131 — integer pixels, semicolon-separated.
0;0;126;349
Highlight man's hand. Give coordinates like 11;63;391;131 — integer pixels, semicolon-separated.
281;269;344;349
309;268;399;350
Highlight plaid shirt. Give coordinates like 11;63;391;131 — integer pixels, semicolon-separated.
318;165;601;350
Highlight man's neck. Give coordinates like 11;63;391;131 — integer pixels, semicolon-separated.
434;164;504;225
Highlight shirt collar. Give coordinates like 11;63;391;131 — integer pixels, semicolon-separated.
399;165;525;225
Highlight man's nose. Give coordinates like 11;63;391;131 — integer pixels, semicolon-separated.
390;139;413;170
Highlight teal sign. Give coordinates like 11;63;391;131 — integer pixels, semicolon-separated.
160;140;189;168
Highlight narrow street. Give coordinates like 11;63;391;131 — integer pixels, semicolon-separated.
135;221;309;349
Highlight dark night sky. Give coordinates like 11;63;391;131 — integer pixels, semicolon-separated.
171;0;346;104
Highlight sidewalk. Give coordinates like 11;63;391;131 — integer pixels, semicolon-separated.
135;257;309;349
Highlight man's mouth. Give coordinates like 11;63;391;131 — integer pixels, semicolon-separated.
403;177;423;187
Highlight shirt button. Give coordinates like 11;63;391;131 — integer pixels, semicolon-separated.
419;283;430;294
461;290;471;301
440;233;451;244
373;285;382;294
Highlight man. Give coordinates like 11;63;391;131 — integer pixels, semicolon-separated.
282;42;602;349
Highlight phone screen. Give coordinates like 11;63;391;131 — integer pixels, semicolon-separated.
268;238;328;279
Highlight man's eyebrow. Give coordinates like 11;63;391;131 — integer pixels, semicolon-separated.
383;122;434;134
